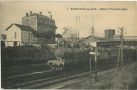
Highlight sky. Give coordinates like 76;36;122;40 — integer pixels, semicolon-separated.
0;1;137;37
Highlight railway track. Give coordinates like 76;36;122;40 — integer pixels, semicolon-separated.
59;68;115;89
11;64;113;89
22;72;89;89
4;69;54;88
4;61;115;89
6;70;52;80
28;67;113;89
5;69;89;89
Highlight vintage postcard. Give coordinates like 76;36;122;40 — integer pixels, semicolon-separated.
0;1;137;89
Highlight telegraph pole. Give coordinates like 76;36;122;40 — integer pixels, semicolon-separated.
112;27;130;89
120;27;124;69
91;15;95;38
75;16;77;38
115;27;125;74
91;26;94;38
76;16;80;38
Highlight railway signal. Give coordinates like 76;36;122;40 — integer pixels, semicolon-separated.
89;42;98;82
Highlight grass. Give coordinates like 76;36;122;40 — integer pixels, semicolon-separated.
63;62;137;89
111;62;137;89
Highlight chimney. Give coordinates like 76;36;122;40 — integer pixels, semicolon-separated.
50;15;52;20
40;12;42;15
29;11;32;16
26;13;28;16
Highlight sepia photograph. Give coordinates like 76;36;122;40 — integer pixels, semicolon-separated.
0;1;137;89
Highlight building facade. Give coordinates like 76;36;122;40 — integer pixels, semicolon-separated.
6;23;38;47
105;29;115;39
22;11;57;44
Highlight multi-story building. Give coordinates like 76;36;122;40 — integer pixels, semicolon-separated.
22;11;57;44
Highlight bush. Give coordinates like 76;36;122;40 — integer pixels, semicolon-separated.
1;45;54;67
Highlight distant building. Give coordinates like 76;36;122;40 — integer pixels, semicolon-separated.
105;29;115;39
6;23;38;47
1;34;6;41
81;29;137;49
81;36;105;46
1;34;6;48
22;11;57;44
113;36;137;41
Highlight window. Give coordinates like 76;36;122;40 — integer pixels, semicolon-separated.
14;32;16;39
31;34;32;39
28;33;31;41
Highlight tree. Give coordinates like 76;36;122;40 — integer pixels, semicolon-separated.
62;26;77;39
62;26;79;48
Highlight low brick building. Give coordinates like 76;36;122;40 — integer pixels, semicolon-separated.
6;23;38;47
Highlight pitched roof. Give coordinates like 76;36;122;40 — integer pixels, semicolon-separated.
6;23;39;36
